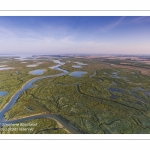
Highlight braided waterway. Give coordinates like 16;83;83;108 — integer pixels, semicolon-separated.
0;60;81;134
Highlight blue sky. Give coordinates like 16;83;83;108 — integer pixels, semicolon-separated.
0;16;150;55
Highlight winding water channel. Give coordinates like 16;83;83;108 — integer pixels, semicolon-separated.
0;60;81;134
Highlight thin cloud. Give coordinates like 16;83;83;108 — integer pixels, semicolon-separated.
100;17;125;32
0;27;17;38
132;16;150;23
0;25;45;41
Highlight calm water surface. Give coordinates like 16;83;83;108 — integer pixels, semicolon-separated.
27;64;38;67
0;91;8;97
29;69;46;75
0;67;14;70
72;65;82;68
69;71;87;77
74;62;87;65
110;72;121;78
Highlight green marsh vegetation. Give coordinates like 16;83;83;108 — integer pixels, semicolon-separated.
0;57;60;110
4;57;150;133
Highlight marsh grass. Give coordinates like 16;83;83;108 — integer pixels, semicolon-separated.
3;57;150;133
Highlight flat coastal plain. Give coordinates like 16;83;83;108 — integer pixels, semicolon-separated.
0;55;150;134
